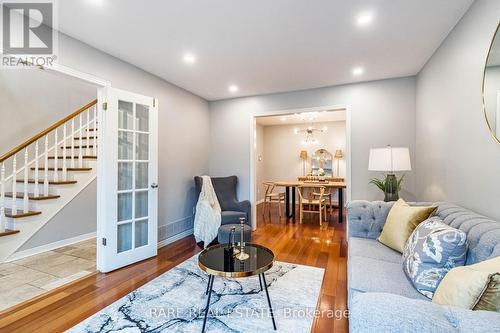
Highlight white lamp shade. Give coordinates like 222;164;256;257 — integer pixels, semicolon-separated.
368;147;411;172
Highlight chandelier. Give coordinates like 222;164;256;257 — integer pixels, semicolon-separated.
293;112;327;145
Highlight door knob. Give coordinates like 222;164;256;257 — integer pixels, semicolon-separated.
151;183;158;189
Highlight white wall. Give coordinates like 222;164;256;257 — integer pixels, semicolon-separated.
209;76;417;203
416;0;500;220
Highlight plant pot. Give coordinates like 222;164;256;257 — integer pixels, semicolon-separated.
384;174;399;202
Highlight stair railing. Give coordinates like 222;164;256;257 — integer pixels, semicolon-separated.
0;100;98;232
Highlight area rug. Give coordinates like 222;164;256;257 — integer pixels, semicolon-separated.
68;255;324;333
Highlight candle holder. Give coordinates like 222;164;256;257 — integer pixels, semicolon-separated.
235;217;249;260
230;226;240;255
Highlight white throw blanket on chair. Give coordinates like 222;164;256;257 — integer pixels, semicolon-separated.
194;176;221;247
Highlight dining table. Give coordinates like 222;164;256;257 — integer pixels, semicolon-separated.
272;180;347;223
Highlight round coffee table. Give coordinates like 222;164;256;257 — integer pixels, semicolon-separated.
198;243;276;332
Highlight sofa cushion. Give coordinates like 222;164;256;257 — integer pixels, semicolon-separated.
350;292;500;333
378;199;437;253
433;256;500;311
349;255;429;301
221;211;246;225
403;217;468;299
349;237;402;264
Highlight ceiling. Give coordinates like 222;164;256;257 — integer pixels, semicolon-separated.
56;0;474;101
257;110;346;126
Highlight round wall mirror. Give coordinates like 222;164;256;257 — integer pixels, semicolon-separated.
483;24;500;144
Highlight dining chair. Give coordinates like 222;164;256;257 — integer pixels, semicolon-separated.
314;189;333;214
262;182;285;218
297;186;327;225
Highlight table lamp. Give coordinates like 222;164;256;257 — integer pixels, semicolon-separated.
299;150;308;176
368;145;411;201
334;149;343;177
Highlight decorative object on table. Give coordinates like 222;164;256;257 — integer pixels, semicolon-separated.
198;243;277;331
235;218;250;260
403;217;468;299
368;145;411;202
224;227;238;260
299;150;308;176
68;254;325;333
433;256;500;312
293;112;327;145
311;148;333;177
334;149;343;177
317;167;326;181
377;199;437;253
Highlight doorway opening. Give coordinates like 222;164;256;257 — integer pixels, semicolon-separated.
251;106;351;230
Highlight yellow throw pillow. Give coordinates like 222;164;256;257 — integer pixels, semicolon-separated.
433;256;500;312
378;199;437;253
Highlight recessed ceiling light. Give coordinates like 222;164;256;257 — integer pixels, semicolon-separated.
183;53;196;64
229;85;239;93
356;11;374;26
353;67;364;76
280;116;287;122
89;0;104;6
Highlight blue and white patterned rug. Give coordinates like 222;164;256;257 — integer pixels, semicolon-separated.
68;255;324;333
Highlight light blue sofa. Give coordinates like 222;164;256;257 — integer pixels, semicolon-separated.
346;201;500;332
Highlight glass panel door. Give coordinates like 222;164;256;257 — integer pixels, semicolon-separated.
117;101;150;253
97;87;158;273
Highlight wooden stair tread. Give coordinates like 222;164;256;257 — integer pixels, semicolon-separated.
61;145;95;149
48;156;97;160
0;229;20;237
73;136;97;140
31;167;92;171
5;192;60;200
86;128;97;131
4;208;41;218
16;179;77;185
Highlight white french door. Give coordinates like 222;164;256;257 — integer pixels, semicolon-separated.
97;87;158;273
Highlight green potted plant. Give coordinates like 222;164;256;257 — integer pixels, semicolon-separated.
369;174;405;202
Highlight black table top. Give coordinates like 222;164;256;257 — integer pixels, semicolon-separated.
198;243;274;278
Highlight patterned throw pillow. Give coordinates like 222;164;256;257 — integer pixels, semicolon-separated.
403;217;468;299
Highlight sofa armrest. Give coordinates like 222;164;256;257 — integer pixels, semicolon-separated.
347;200;394;239
350;292;500;333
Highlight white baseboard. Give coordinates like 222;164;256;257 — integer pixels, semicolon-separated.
6;232;97;262
157;228;194;249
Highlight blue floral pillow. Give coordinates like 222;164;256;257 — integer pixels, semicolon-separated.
402;217;467;299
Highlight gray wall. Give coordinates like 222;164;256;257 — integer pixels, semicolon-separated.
415;0;500;220
0;69;96;155
209;76;417;203
58;32;210;232
17;180;97;251
8;30;210;251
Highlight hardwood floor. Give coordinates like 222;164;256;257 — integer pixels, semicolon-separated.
0;203;348;333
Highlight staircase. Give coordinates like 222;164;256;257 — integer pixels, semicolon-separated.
0;100;98;262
